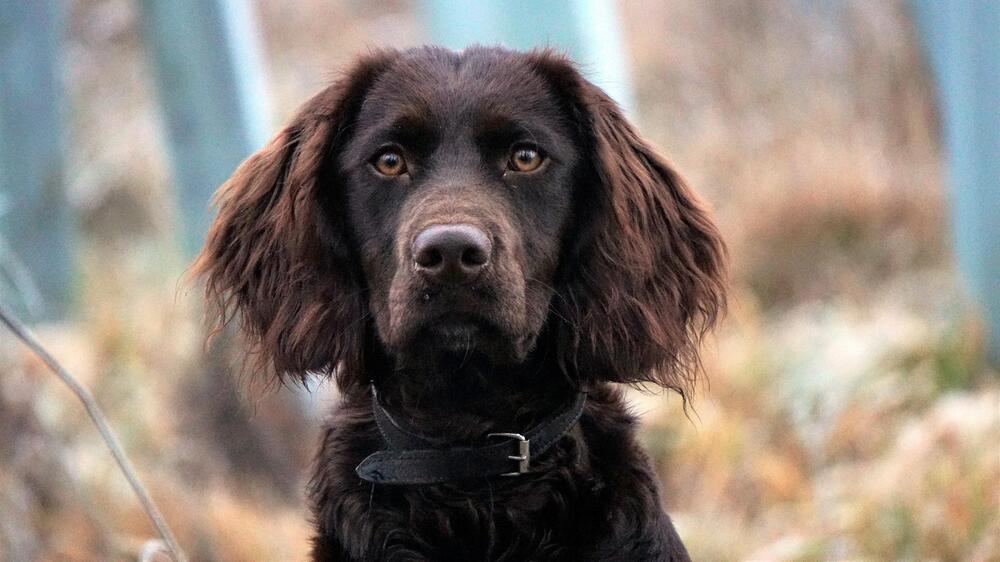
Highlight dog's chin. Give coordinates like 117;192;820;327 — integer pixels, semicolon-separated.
425;318;486;353
391;315;531;367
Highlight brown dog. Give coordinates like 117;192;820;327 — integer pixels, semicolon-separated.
195;46;725;561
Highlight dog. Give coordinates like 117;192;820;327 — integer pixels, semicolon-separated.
195;46;726;561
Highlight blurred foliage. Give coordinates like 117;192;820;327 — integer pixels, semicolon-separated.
1;0;997;561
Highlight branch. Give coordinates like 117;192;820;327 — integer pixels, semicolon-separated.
0;303;187;562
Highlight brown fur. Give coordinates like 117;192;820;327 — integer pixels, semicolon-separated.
194;46;726;561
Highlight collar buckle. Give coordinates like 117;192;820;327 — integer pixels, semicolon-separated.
487;432;530;476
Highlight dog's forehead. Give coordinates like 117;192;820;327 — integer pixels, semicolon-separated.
359;49;560;124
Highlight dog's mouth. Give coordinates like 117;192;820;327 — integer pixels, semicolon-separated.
383;268;534;363
389;288;529;362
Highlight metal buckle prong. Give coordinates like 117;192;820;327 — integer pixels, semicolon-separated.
487;432;530;476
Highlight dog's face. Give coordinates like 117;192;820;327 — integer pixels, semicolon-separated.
195;46;726;396
339;54;579;364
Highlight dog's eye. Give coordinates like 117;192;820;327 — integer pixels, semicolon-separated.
372;148;407;176
508;144;545;173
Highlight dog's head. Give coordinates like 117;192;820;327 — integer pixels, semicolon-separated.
195;46;725;397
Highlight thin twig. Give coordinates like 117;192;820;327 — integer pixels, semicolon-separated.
0;303;187;562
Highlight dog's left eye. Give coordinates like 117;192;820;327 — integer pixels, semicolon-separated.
508;144;545;173
371;148;408;177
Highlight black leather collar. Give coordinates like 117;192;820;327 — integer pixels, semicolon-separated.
356;388;588;485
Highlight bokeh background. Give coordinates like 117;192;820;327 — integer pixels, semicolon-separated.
1;1;997;560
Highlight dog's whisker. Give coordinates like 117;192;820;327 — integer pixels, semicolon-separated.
526;277;583;332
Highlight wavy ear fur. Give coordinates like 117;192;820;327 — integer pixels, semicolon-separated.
530;51;727;398
192;51;397;388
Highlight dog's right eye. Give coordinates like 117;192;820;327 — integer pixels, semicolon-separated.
371;148;407;177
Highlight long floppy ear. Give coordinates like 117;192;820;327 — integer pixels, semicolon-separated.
192;51;396;388
530;52;727;398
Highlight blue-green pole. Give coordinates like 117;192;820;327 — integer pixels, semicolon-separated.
137;0;270;257
911;0;1000;362
0;0;71;320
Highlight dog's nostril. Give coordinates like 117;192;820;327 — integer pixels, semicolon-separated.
462;246;488;267
412;223;492;285
415;248;443;268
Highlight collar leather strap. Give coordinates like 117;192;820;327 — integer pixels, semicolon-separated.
356;389;588;485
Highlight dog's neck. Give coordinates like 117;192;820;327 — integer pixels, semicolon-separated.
368;342;577;442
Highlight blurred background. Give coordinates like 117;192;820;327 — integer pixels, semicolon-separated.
1;1;997;560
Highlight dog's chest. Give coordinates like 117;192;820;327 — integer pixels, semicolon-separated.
338;450;605;560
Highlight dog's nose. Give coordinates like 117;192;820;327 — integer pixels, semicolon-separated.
412;224;492;285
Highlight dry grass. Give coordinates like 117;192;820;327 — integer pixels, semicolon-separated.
636;272;997;560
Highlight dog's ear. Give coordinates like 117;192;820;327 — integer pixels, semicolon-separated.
193;51;396;389
529;51;727;399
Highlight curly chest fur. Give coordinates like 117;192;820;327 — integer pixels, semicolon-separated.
308;393;685;562
340;450;600;560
